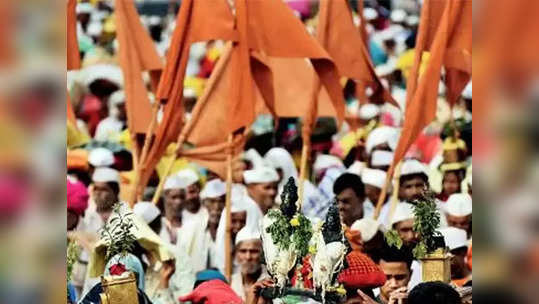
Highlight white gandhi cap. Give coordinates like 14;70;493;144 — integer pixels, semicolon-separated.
361;168;387;189
200;179;226;200
391;202;415;226
439;227;468;251
445;193;472;217
350;218;385;243
243;166;279;184
92;167;120;184
88;147;114;168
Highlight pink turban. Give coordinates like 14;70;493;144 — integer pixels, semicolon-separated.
67;178;88;216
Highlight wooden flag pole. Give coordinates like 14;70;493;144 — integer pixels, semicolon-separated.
224;133;234;281
386;162;403;223
374;161;402;219
297;134;310;211
150;133;186;205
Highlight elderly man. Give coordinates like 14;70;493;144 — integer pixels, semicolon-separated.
200;179;226;269
333;173;366;227
243;166;279;216
178;169;209;227
376;245;414;304
444;193;472;239
230;228;268;302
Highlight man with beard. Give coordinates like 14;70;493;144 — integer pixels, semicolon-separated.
243;166;279;216
81;167;121;233
200;179;226;269
439;227;472;287
230;228;268;302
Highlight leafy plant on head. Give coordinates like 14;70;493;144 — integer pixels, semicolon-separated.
100;203;137;263
384;191;442;259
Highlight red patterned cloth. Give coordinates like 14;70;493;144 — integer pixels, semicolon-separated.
179;280;243;304
338;251;386;289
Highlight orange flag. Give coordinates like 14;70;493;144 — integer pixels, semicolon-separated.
67;0;80;71
114;0;163;136
318;0;396;107
140;0;345;187
391;0;472;173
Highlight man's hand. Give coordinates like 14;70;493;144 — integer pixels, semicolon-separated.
388;287;408;304
158;260;176;289
356;289;379;304
247;279;275;304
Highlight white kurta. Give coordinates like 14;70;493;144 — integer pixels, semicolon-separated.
230;267;269;301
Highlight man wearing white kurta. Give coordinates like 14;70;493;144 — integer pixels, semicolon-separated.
230;228;269;302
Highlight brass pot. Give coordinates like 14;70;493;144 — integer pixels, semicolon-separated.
100;272;139;304
420;248;451;283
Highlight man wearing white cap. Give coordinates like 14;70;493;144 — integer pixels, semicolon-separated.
439;227;472;287
230;227;267;302
176;169;209;227
243;166;279;216
390;203;418;247
444;193;472;239
82;167;121;233
398;159;429;202
94;90;127;142
361;168;388;219
199;179;226;270
365;126;400;156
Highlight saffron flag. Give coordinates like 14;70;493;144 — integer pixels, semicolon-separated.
114;0;163;136
391;0;472;174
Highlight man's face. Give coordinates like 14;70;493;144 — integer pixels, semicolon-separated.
450;247;468;279
183;183;201;213
231;211;247;236
93;182;117;211
164;188;185;219
247;182;278;213
337;188;364;227
395;219;418;245
204;196;225;225
365;184;382;205
235;240;262;275
446;214;472;237
379;260;411;300
399;177;426;201
442;172;461;196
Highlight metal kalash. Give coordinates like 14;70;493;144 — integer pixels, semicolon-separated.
99;272;139;304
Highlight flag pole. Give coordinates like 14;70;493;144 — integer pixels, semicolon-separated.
374;161;402;219
224;133;234;281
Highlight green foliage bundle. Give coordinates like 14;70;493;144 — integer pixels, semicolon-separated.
266;209;313;258
100;203;137;262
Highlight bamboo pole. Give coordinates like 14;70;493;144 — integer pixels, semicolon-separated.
224;133;234;281
387;162;403;223
374;161;402;220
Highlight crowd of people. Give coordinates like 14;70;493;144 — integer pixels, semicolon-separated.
67;0;472;303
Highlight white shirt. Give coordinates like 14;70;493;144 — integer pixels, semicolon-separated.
230;267;269;301
363;198;376;219
181;206;209;228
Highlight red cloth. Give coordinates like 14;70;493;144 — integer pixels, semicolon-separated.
179;280;242;304
338;251;386;289
67;179;89;216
